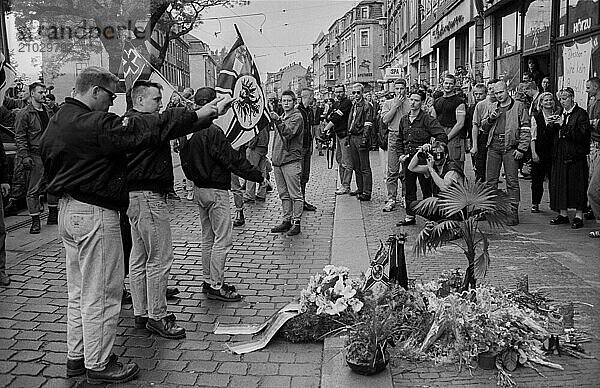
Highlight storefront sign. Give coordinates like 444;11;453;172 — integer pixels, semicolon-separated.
431;1;471;45
562;39;593;108
385;67;403;79
561;0;600;37
421;32;432;56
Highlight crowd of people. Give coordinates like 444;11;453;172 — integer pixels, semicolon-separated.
0;62;598;385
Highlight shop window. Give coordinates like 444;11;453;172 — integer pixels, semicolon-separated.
496;11;522;57
360;29;369;47
524;0;552;53
559;0;600;37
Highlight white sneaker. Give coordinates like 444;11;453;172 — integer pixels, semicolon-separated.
382;200;396;212
186;191;194;201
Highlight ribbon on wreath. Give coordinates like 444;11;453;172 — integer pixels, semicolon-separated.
362;234;408;291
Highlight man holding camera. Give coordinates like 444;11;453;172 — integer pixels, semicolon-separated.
483;81;531;226
322;85;354;195
407;141;465;215
396;90;448;226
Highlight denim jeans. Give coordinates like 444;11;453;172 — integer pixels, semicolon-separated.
589;141;600;187
59;195;123;371
335;135;353;190
230;174;244;210
348;135;373;196
273;161;303;222
386;131;405;200
195;187;232;288
245;148;268;200
403;159;433;216
486;136;520;204
127;191;173;320
24;154;44;215
588;141;600;221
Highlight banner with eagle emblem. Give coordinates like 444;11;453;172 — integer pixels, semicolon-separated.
215;25;271;149
0;53;16;107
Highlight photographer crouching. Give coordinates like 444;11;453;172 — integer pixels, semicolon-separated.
406;142;465;221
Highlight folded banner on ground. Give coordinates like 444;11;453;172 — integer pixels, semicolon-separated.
215;25;271;149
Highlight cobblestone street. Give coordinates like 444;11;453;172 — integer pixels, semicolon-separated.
1;151;599;387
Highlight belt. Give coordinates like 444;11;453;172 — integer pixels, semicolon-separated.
493;133;506;141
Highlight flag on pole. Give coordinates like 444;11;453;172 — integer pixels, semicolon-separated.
0;53;17;106
121;41;147;90
215;25;271;149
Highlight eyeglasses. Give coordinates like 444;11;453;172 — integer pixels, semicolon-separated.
352;91;362;95
96;85;117;101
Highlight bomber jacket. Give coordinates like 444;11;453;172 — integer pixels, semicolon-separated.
125;109;180;193
271;108;304;167
15;103;53;157
347;98;374;146
181;124;263;190
41;97;209;211
397;109;448;156
483;97;532;153
328;97;352;138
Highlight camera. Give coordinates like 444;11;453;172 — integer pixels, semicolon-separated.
316;130;333;144
417;150;432;160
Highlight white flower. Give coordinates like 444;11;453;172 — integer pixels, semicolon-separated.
348;298;364;313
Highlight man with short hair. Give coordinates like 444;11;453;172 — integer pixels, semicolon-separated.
524;81;541;116
586;77;600;222
381;79;411;212
322;85;353;194
125;80;187;339
470;79;499;182
432;74;467;170
270;90;304;236
297;87;317;211
347;83;374;201
484;81;532;226
14;82;58;233
396;90;448;226
181;87;264;301
41;66;223;384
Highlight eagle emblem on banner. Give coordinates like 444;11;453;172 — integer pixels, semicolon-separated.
215;25;271;149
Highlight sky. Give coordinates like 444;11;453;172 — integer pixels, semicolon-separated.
193;0;360;78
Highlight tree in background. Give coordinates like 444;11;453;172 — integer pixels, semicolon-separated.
9;0;246;76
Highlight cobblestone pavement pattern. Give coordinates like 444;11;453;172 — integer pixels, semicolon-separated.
0;150;599;387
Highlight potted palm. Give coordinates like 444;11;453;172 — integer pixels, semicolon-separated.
412;180;512;291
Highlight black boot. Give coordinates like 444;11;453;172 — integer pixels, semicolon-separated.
286;220;301;236
30;215;41;234
47;206;58;225
271;220;292;233
233;209;245;227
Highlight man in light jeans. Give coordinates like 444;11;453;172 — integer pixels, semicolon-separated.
484;81;531;226
381;79;411;211
126;81;186;339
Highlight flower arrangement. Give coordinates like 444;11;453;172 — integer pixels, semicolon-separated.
299;265;364;315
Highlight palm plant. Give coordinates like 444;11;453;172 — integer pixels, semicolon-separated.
412;179;513;291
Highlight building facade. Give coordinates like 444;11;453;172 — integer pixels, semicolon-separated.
264;62;308;98
185;34;217;91
312;0;385;98
379;0;599;105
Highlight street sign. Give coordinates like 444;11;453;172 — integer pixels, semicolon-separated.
385;67;402;79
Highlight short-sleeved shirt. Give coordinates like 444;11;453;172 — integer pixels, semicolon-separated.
381;97;410;132
472;98;493;129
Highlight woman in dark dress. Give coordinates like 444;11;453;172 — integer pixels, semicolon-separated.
549;87;592;229
530;92;561;213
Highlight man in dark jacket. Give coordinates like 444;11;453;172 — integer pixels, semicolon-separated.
40;66;222;384
297;87;317;211
180;87;263;301
396;90;448;226
347;83;374;201
125;81;187;340
0;141;10;286
244;123;270;202
14;82;58;233
323;85;353;194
